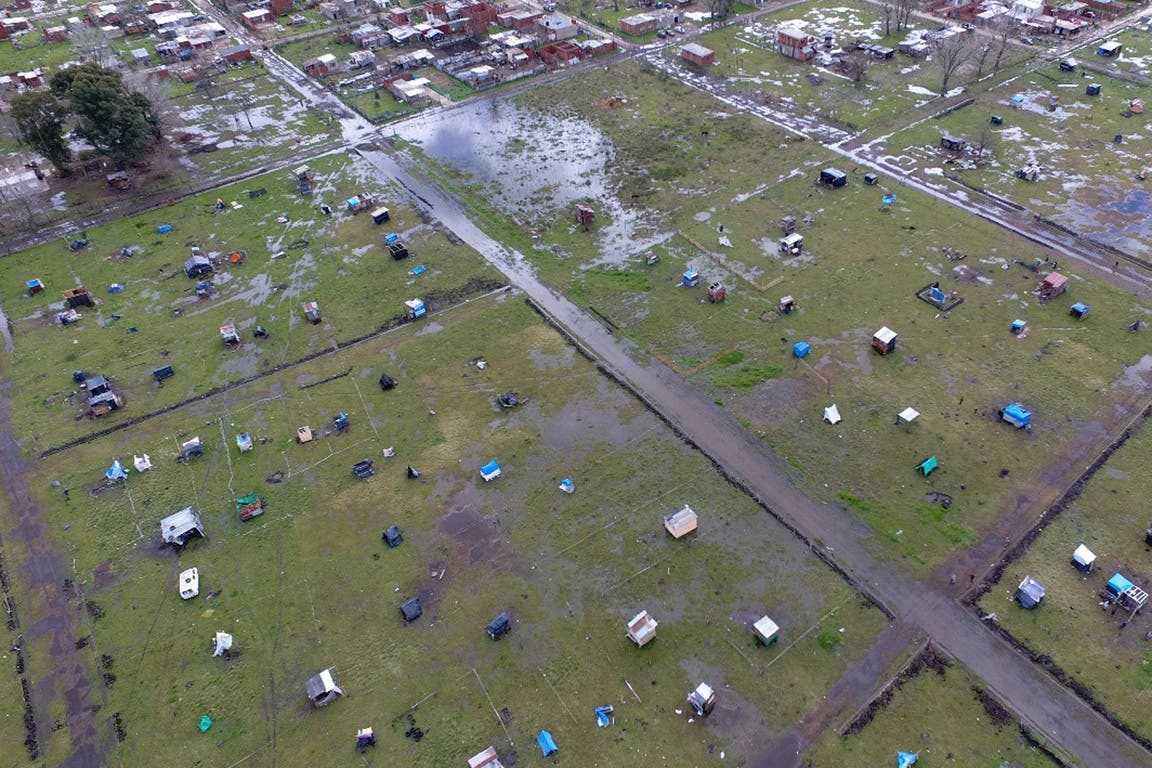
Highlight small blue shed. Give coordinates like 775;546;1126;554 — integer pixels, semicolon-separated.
1011;319;1026;335
683;269;699;288
1107;573;1134;598
793;341;810;358
1002;403;1032;429
537;730;558;757
480;460;501;482
1070;302;1090;319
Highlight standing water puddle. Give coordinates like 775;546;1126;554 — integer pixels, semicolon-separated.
395;100;660;265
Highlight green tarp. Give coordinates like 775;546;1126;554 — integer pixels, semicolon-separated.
915;456;938;476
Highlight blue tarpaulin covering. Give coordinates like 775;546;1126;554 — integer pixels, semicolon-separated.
1108;573;1134;597
929;286;946;304
157;224;172;234
682;269;699;287
1003;403;1031;427
384;232;400;245
537;730;558;756
897;753;918;768
106;460;128;483
410;265;426;276
480;460;501;481
595;706;614;727
793;341;810;358
882;194;897;205
346;196;360;209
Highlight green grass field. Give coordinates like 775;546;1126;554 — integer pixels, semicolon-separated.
0;152;503;451
977;420;1152;743
808;651;1061;767
397;60;1152;572
880;47;1152;252
7;296;888;766
696;1;1034;131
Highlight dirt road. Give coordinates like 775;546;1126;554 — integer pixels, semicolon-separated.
0;379;105;767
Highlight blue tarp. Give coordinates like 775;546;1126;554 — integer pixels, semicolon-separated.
410;265;426;276
1010;94;1025;105
882;194;897;205
346;196;360;209
1108;573;1134;597
558;478;574;494
595;705;614;727
480;460;501;481
929;286;946;304
106;460;128;483
683;269;699;287
1070;302;1090;318
537;730;558;756
384;232;400;245
793;341;811;358
157;224;172;234
1003;403;1031;427
897;753;918;768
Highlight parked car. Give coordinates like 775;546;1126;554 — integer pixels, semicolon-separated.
674;24;686;34
657;29;668;38
1019;36;1035;45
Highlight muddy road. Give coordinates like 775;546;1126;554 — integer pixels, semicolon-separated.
0;379;105;767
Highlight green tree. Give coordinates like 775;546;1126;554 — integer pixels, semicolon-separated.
50;63;158;169
9;91;71;174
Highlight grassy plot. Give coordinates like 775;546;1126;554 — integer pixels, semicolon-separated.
880;52;1152;252
696;1;1033;131
807;650;1060;767
0;152;503;452
977;420;1152;743
13;297;887;766
397;60;1152;571
0;37;77;76
168;65;338;178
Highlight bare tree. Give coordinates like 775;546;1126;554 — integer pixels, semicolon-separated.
895;0;917;31
932;33;975;93
70;24;114;68
973;41;993;76
709;0;735;22
974;123;998;162
123;71;177;134
991;19;1013;72
840;52;869;84
882;0;893;36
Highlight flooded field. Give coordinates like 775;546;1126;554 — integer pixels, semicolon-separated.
398;100;665;264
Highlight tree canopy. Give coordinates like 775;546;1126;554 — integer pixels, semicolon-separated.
10;92;71;174
49;63;158;169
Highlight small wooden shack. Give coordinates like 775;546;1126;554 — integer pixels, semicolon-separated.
1039;272;1068;299
305;669;343;707
680;43;715;67
753;615;779;645
872;326;897;354
468;746;505;768
664;505;698;538
626;610;658;647
63;286;94;307
574;204;595;227
302;301;321;323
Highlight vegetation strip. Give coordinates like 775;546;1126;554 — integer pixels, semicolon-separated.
37;279;507;459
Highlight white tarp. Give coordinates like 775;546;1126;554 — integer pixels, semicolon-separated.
898;407;919;424
823;405;842;425
1072;544;1096;568
213;632;233;656
133;454;152;472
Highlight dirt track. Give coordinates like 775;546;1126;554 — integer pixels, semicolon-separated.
0;380;105;768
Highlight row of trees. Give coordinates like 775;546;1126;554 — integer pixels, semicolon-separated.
10;63;162;175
